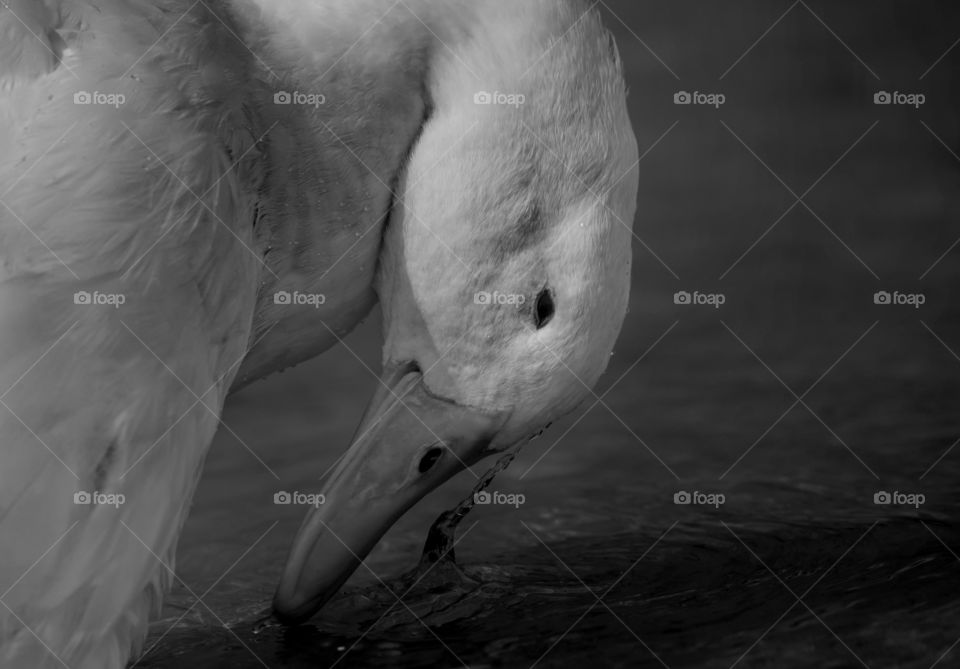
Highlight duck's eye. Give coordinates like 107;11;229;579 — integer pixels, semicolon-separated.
418;447;443;473
534;289;555;329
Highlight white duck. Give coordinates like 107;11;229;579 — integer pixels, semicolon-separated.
0;0;639;666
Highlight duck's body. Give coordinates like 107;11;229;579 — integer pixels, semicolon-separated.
0;1;638;667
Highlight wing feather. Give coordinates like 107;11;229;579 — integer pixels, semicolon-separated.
1;2;265;666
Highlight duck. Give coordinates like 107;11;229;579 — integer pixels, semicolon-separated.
0;0;639;666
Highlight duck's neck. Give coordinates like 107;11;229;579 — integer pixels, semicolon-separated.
227;0;453;388
225;0;560;389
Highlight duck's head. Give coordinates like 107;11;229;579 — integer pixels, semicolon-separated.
274;4;639;622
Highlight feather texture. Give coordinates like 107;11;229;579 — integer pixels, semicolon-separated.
0;1;638;667
1;2;262;666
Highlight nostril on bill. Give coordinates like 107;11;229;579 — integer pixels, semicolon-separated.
418;447;443;473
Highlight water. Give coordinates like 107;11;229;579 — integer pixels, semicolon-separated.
139;2;960;667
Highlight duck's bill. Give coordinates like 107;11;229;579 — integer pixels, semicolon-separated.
272;362;507;624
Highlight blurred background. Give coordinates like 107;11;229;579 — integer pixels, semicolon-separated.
145;2;960;667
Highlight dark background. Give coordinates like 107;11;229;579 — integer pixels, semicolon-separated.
144;2;960;667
